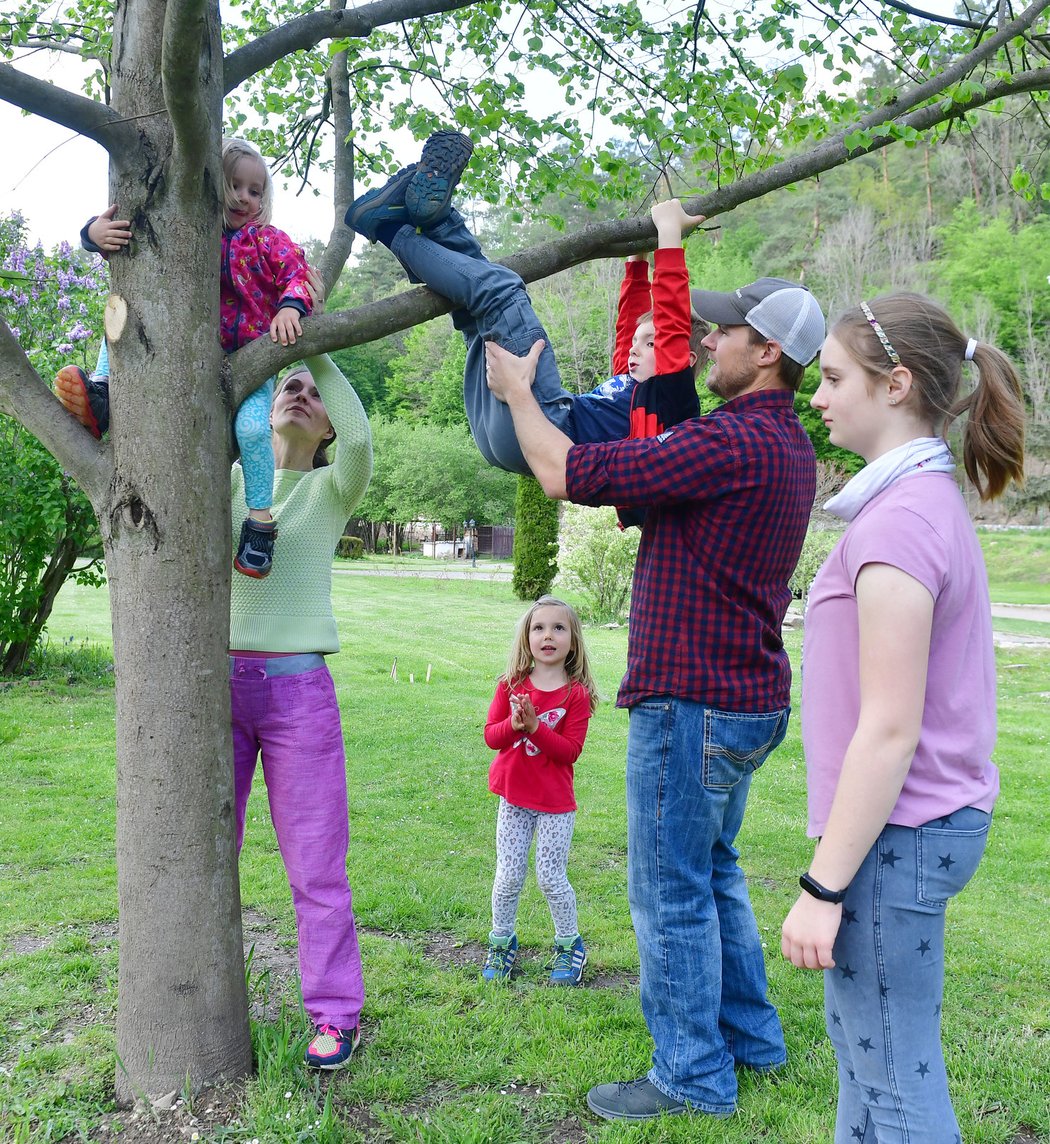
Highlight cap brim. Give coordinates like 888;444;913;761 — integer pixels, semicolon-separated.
690;288;750;327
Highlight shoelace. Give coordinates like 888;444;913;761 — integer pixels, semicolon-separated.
549;947;578;973
485;946;514;969
314;1023;345;1042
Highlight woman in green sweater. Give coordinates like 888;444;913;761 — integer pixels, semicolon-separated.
229;354;373;1070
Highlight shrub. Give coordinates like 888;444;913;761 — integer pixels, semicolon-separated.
555;504;639;623
789;526;842;606
336;535;365;560
512;476;559;601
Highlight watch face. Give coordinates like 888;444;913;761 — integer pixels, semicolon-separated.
801;873;845;903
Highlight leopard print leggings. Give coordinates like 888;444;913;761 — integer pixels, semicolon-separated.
491;797;578;940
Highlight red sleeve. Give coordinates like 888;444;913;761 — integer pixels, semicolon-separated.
612;260;652;375
484;681;519;750
526;682;591;766
652;247;692;376
617;249;699;528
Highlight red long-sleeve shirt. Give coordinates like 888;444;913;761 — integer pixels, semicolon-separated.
485;678;591;813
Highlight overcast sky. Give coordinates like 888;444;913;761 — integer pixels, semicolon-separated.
0;101;339;251
1;0;965;253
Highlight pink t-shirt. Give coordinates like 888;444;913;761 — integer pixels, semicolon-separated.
802;473;999;837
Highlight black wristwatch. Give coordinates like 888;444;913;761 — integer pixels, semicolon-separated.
799;872;847;904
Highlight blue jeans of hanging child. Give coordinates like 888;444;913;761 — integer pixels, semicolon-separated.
386;210;634;474
626;697;789;1115
825;807;990;1144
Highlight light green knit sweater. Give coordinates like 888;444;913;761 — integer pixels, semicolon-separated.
230;355;373;654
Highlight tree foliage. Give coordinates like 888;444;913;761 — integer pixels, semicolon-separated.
555;503;638;623
356;415;516;533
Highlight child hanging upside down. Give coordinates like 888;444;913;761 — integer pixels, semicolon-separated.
345;131;709;521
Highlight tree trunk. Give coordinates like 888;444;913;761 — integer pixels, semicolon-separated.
102;0;251;1102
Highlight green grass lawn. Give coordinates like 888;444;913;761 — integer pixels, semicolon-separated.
0;570;1048;1142
979;528;1050;605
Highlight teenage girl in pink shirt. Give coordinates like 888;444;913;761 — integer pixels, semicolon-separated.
782;294;1025;1143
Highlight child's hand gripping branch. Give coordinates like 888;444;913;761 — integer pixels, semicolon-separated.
270;305;304;346
650;198;704;249
85;204;132;255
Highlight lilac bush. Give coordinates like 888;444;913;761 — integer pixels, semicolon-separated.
0;212;107;675
1;211;108;377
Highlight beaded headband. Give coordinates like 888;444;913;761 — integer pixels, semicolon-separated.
860;301;901;366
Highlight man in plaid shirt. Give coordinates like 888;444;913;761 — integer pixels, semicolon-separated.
486;229;823;1122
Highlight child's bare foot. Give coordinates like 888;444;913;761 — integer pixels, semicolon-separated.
54;366;109;438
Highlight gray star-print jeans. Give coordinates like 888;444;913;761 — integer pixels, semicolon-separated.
824;806;991;1143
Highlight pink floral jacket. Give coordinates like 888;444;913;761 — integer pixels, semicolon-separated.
220;223;312;352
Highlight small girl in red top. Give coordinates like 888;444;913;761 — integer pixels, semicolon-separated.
482;596;599;986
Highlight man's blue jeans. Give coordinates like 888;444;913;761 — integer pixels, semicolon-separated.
626;697;789;1114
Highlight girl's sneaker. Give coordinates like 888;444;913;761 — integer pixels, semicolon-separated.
54;366;110;438
234;517;277;578
547;934;586;986
404;131;474;229
481;932;518;981
305;1023;360;1070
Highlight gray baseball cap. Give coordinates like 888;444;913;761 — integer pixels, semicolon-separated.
691;277;826;366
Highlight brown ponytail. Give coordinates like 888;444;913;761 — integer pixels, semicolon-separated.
832;294;1025;500
946;341;1025;500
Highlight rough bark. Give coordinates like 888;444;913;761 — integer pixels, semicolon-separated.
103;0;251;1103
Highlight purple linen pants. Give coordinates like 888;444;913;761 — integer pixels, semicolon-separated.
230;656;364;1029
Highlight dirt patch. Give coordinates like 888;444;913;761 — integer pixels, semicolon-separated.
418;930;638;990
63;1084;246;1143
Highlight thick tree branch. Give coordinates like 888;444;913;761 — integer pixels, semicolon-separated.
222;0;478;93
857;0;1049;122
0;322;112;506
0;60;130;150
163;0;216;155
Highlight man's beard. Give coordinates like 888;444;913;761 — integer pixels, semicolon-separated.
705;358;758;402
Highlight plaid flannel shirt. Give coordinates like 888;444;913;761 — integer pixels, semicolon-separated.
566;389;815;711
